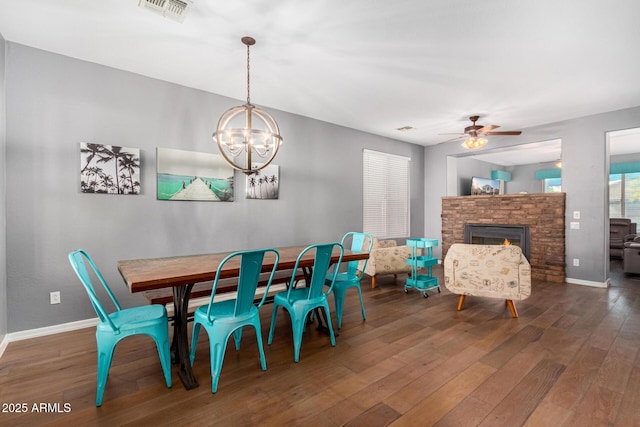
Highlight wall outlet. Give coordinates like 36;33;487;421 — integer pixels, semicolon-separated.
573;211;581;219
573;258;580;267
50;291;61;304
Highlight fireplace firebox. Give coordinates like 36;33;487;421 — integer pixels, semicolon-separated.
464;224;530;260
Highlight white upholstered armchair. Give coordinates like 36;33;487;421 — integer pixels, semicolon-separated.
362;237;413;288
444;244;531;318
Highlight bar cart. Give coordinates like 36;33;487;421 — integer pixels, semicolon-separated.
405;238;439;298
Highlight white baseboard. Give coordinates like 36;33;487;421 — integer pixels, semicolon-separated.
2;317;99;352
0;335;8;359
565;277;609;288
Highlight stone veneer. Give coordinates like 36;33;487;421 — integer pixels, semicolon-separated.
441;193;566;283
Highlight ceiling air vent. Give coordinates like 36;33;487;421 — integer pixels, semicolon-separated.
138;0;193;23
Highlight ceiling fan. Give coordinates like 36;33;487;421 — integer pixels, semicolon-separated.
440;116;522;149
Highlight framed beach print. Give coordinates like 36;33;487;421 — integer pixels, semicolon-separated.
246;163;279;199
156;147;234;201
80;142;140;194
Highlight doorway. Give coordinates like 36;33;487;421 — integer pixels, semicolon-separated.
607;127;640;286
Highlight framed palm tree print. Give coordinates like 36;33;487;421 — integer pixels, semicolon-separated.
80;142;141;194
246;163;279;199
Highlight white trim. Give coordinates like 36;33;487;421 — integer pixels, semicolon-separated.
565;277;609;288
0;335;8;359
5;317;99;344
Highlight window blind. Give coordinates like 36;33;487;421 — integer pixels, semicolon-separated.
363;149;410;238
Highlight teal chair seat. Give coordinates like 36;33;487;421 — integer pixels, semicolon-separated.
68;249;172;407
96;305;168;332
190;248;280;393
326;232;374;329
268;243;344;362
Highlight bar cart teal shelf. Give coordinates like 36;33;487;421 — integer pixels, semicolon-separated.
405;238;439;298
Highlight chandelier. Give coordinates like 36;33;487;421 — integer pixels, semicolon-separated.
213;36;283;175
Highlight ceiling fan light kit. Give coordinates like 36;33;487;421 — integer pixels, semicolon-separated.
462;137;488;149
440;115;523;149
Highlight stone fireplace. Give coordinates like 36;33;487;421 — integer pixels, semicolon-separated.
442;193;565;282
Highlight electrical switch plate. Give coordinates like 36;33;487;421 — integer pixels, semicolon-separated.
570;222;580;229
50;291;61;304
573;211;581;219
573;258;580;266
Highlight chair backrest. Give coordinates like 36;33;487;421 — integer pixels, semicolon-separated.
68;250;121;331
287;243;343;301
207;248;280;321
341;232;374;279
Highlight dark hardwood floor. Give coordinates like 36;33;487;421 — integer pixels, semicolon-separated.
1;263;639;426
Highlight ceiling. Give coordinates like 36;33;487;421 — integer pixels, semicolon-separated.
1;0;639;149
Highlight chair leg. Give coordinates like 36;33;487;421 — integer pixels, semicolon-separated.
95;340;116;407
233;328;243;351
268;303;280;345
371;275;376;289
153;333;173;388
190;322;202;366
322;303;336;348
356;286;366;322
291;309;308;363
333;287;345;329
253;317;267;371
457;295;466;311
209;337;228;393
506;299;519;318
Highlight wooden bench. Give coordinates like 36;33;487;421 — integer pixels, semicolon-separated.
142;270;304;321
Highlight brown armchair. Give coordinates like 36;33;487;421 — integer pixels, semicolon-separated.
610;218;637;258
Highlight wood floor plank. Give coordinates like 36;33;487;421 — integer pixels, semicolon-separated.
478;359;566;427
388;361;496;426
614;365;640;426
536;343;607;410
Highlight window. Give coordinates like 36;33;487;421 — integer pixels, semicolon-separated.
610;172;640;223
544;177;562;193
363;149;410;238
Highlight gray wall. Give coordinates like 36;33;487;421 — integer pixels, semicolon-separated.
0;34;6;340
425;106;640;284
506;162;555;194
4;43;424;332
453;157;499;196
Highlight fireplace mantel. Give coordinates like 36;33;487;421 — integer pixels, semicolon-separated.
441;193;566;282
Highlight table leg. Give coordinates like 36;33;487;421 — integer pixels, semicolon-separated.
171;284;199;390
301;266;338;337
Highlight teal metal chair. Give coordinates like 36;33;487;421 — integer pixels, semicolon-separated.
68;249;172;407
326;232;374;329
190;248;280;393
268;243;343;362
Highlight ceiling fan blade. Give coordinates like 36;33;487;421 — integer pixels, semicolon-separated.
437;135;466;144
438;133;466;136
478;125;499;133
484;131;522;136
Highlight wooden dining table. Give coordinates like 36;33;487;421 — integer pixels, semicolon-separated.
117;245;369;390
